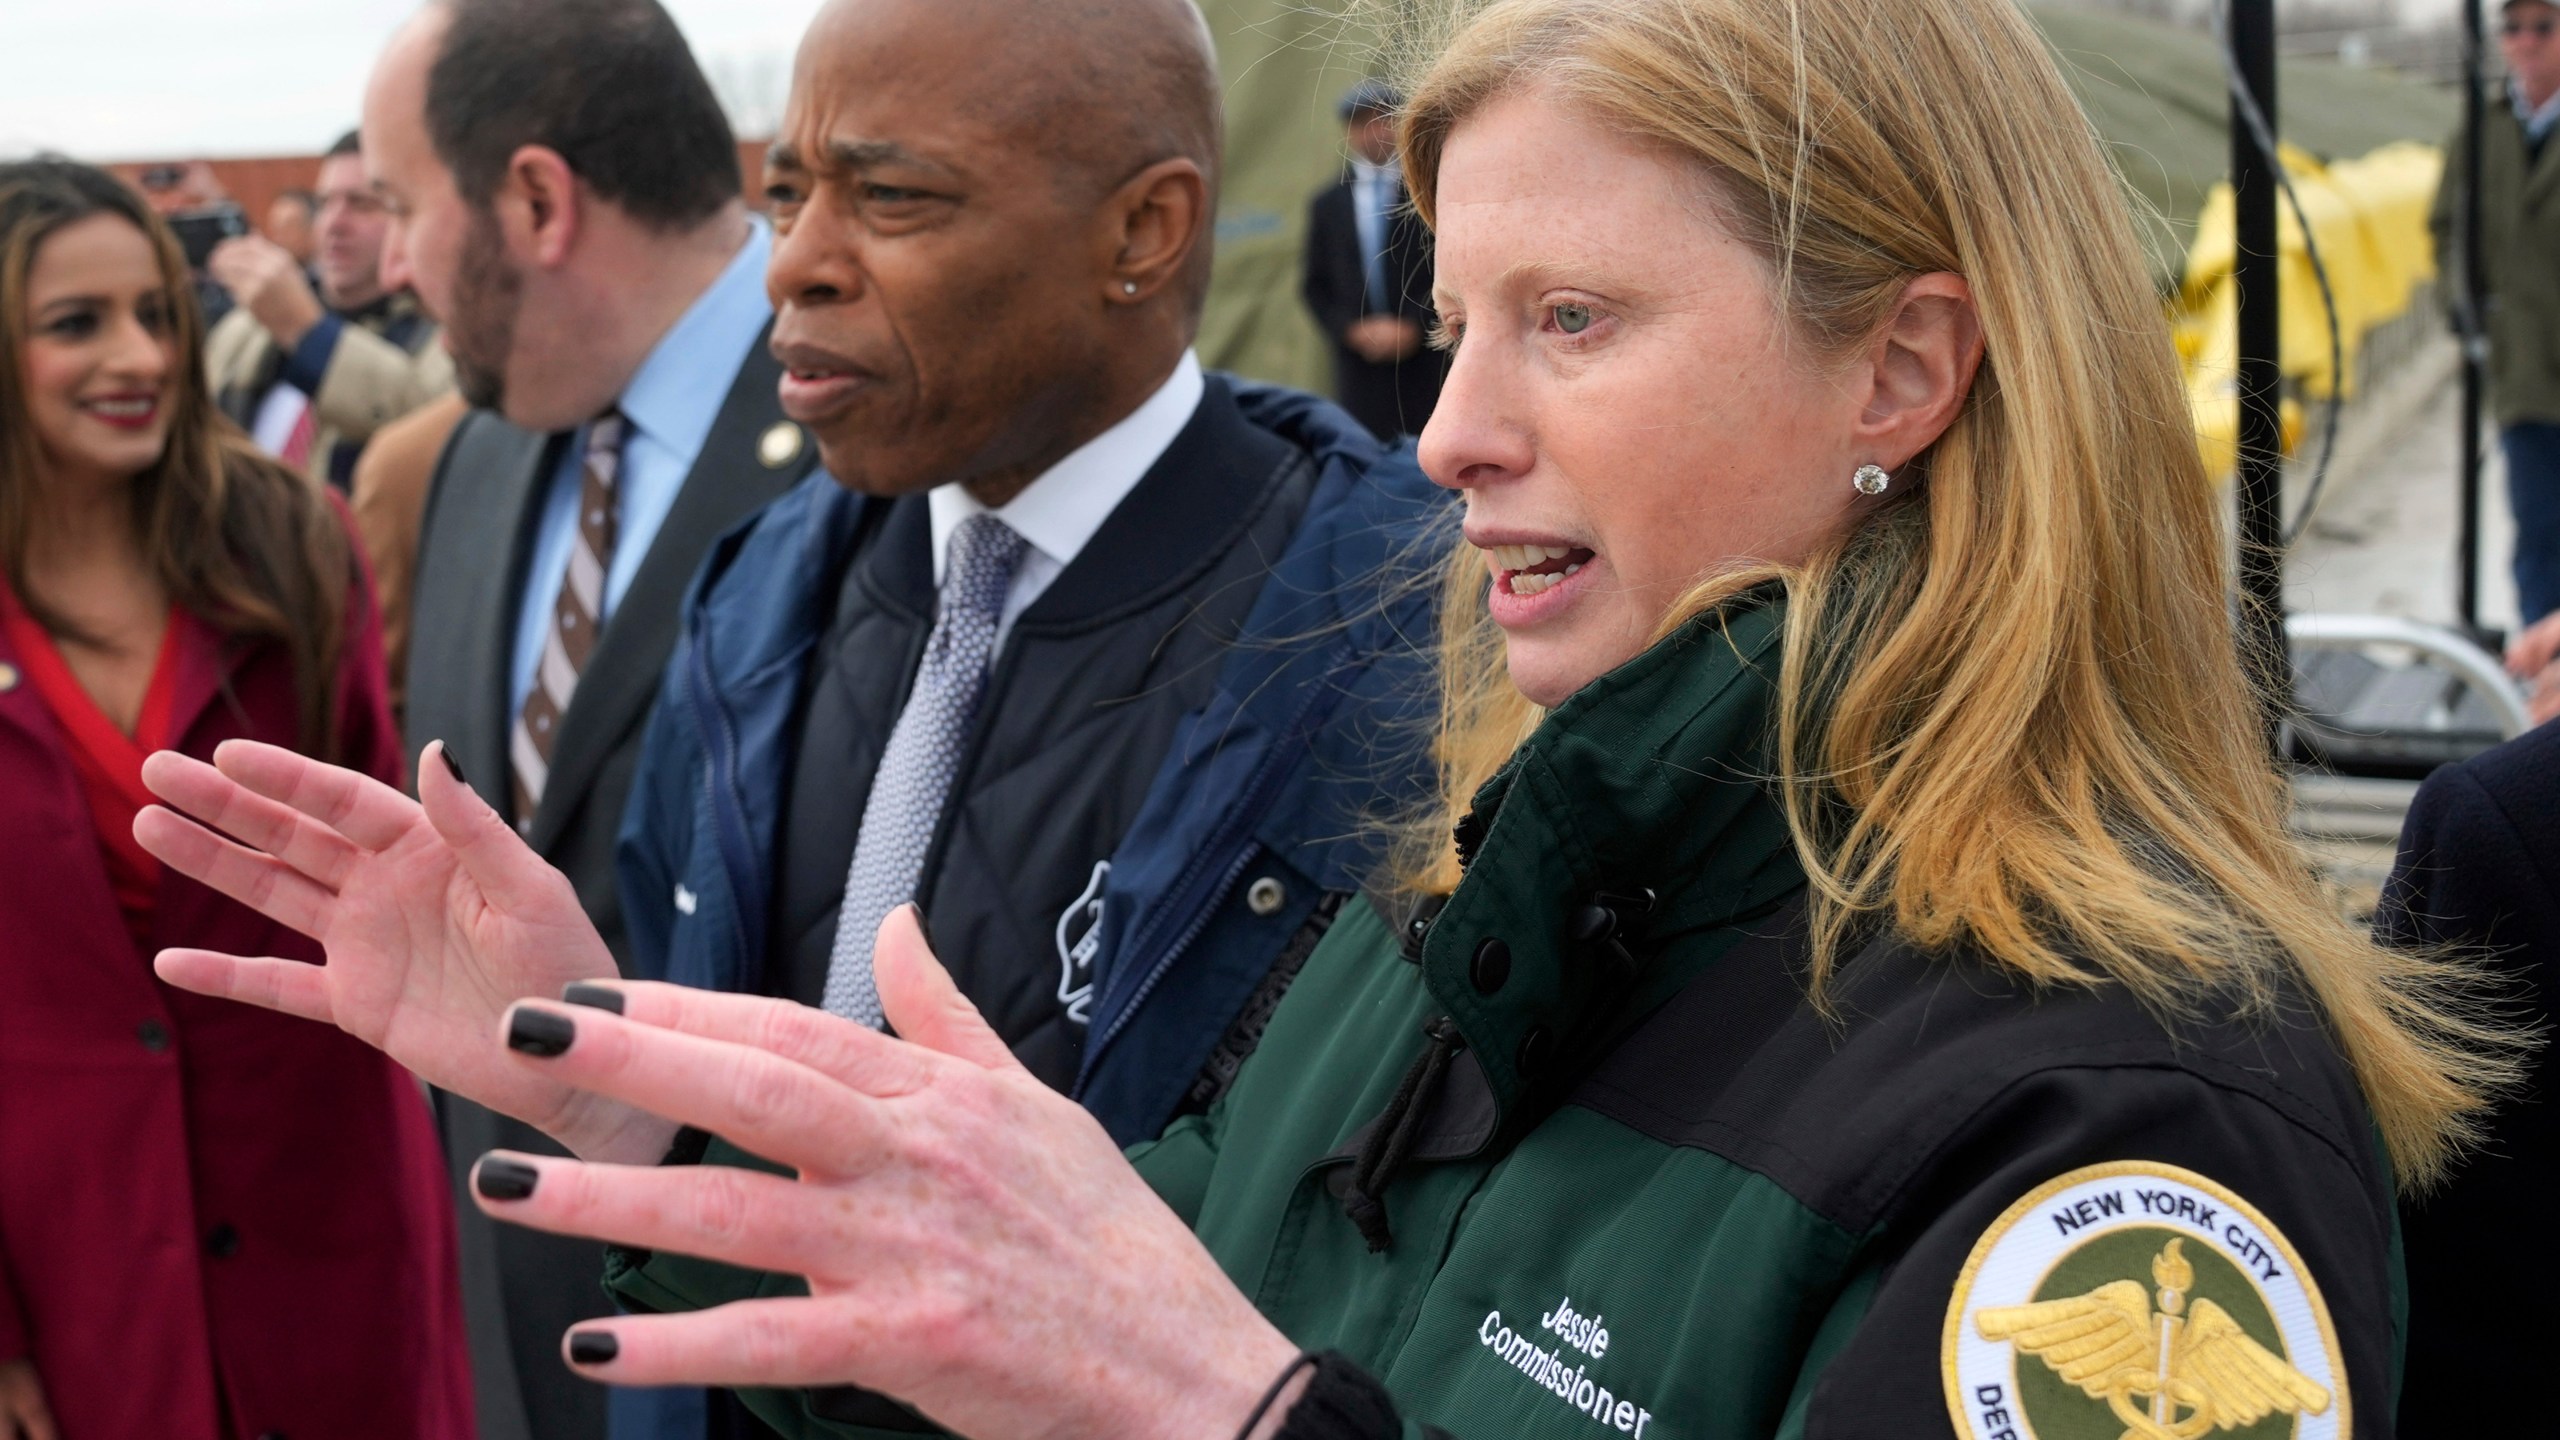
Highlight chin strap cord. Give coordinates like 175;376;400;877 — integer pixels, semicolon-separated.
1339;1016;1466;1252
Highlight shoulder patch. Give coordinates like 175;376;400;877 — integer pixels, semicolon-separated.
1940;1160;2345;1440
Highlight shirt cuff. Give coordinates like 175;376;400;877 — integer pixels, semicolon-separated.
278;312;346;394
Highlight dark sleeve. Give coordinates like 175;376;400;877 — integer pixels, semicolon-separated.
277;312;346;395
2371;746;2557;1435
1788;1064;2400;1439
1302;188;1362;340
1268;1353;1455;1440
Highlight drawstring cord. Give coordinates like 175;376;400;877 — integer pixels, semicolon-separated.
1339;1016;1465;1252
1339;888;1654;1253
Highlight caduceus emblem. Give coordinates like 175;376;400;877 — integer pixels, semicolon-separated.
1975;1239;2332;1439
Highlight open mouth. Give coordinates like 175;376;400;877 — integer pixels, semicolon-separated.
1485;543;1595;597
80;395;161;428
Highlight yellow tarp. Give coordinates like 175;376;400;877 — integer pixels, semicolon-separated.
2176;142;2442;478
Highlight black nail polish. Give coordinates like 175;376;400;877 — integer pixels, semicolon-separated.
507;1007;576;1057
568;1331;619;1366
475;1156;538;1201
439;745;467;787
561;982;625;1014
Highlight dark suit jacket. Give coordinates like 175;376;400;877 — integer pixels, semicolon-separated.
1302;169;1444;441
403;332;812;1440
2374;721;2559;1438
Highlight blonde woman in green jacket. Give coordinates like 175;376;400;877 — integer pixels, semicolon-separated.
137;0;2512;1436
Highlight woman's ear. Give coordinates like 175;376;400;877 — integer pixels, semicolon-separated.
1850;272;1983;470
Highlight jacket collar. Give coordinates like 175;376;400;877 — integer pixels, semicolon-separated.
859;373;1305;629
1417;594;1807;1122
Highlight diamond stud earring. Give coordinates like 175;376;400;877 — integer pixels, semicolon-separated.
1853;464;1891;496
1122;280;1139;296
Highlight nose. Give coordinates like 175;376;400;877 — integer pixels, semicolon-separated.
106;308;171;386
764;194;864;313
379;219;414;294
1415;330;1533;495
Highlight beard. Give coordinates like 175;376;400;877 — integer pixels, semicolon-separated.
446;208;522;413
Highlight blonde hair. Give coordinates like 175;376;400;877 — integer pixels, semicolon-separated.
1391;0;2513;1189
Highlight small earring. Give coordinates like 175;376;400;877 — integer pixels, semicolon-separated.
1852;464;1891;496
1121;280;1139;297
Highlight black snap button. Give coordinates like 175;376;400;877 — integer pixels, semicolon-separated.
1517;1025;1554;1078
137;1019;170;1053
204;1223;240;1259
1470;938;1512;994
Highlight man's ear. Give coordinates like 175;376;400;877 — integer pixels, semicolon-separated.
491;145;583;269
1102;157;1208;306
1848;272;1984;470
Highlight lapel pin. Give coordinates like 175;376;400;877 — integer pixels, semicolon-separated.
0;662;16;694
758;421;805;469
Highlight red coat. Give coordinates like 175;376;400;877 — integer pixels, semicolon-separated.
0;573;471;1439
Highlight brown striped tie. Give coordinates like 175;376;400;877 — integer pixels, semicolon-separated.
510;411;625;833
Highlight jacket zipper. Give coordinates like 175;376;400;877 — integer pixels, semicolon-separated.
685;607;765;982
1080;656;1346;1074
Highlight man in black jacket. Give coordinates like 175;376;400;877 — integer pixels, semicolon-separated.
1301;80;1444;440
367;3;813;1437
2374;721;2559;1438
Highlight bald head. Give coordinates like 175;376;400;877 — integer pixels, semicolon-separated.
801;0;1223;307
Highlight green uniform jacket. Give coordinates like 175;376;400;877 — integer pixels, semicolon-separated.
2431;100;2560;426
611;601;2404;1440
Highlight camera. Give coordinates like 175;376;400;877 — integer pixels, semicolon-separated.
167;203;249;271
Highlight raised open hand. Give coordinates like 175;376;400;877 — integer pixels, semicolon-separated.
134;739;673;1164
468;907;1305;1440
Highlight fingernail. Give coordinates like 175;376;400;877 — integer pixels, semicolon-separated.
568;1330;619;1366
561;981;625;1014
507;1006;576;1057
439;744;467;787
475;1156;538;1201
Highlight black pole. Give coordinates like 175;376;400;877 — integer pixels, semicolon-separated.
2230;0;2289;742
2456;0;2488;638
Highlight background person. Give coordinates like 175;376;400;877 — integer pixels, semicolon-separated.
0;157;467;1440
2433;0;2560;627
206;130;453;490
373;1;814;1435
2376;718;2557;1438
134;0;2512;1435
1301;79;1443;441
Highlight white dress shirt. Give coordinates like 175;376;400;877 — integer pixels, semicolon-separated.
1349;157;1400;312
926;349;1206;652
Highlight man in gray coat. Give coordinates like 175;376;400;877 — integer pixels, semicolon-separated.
367;2;812;1436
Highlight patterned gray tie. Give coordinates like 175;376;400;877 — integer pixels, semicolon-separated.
822;513;1030;1025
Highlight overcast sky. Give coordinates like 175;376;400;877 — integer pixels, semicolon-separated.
0;0;824;161
0;0;2482;161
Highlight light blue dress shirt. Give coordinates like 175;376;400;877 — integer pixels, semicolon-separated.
508;221;774;717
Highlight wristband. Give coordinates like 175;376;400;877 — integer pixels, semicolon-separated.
1273;1351;1410;1440
1235;1350;1319;1440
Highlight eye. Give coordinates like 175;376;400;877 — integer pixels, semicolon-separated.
862;184;928;205
1551;303;1594;335
1428;316;1463;352
44;311;98;340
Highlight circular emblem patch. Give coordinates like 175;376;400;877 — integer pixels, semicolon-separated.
1941;1161;2345;1440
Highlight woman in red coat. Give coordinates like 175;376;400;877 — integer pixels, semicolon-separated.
0;160;470;1440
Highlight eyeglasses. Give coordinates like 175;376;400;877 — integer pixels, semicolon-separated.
2504;17;2558;38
